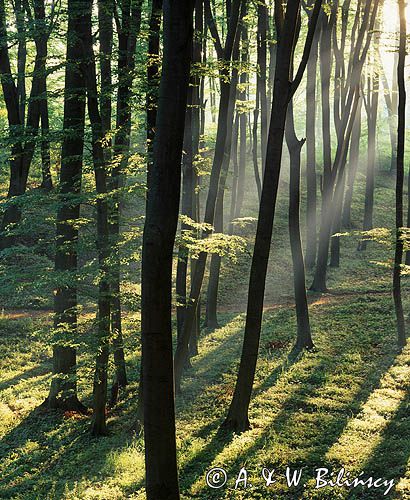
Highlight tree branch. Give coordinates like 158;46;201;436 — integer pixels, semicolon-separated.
290;0;323;97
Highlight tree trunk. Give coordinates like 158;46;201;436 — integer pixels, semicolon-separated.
310;9;333;291
222;0;323;433
204;13;241;330
305;23;320;269
358;68;379;251
173;0;243;389
81;1;112;435
141;0;194;497
286;100;314;351
110;0;143;389
257;0;268;169
394;0;406;348
342;102;361;228
46;0;88;412
312;0;379;288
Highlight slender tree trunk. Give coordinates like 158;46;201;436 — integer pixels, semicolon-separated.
310;9;333;291
380;52;399;174
173;0;243;388
146;0;162;165
176;95;193;338
342;101;361;228
230;113;240;222
312;0;379;288
204;12;242;330
110;0;143;389
286;101;314;351
394;0;406;348
305;24;320;269
81;2;111;435
234;24;248;219
33;0;53;191
358;70;379;251
251;91;262;201
222;0;323;432
141;0;194;497
46;0;88;412
257;0;268;169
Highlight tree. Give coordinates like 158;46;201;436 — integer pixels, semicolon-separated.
286;100;314;351
311;0;380;290
45;0;88;412
141;0;195;497
80;0;112;436
394;0;406;348
303;0;321;269
110;0;143;391
358;51;379;252
173;0;243;390
0;0;53;247
222;0;323;433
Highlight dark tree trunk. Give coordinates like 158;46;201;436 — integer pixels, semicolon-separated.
81;2;112;435
97;0;127;394
358;67;379;251
173;0;243;390
310;8;333;291
46;0;88;412
176;93;193;338
141;0;194;497
33;0;53;191
146;0;163;165
230;113;240;221
234;17;249;219
110;0;143;389
312;0;379;288
394;0;406;348
257;0;268;169
285;101;314;351
380;52;399;174
222;0;323;433
0;0;45;247
342;101;361;228
204;9;242;330
251;92;262;201
305;19;320;269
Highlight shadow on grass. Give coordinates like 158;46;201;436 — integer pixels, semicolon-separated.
0;363;50;393
358;382;410;498
0;404;142;499
183;300;401;498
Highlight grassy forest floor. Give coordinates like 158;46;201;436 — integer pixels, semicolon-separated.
0;165;409;499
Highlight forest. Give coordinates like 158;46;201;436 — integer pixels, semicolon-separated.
0;0;409;498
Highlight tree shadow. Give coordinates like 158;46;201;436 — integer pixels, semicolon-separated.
0;405;142;499
183;300;401;498
355;377;410;498
0;363;50;393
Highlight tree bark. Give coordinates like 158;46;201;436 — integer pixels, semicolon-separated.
286;100;314;351
141;0;195;497
222;0;323;433
46;0;88;412
358;65;379;251
110;0;143;389
342;101;361;228
173;0;243;390
304;15;320;269
394;0;406;348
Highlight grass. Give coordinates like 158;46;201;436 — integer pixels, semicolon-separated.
0;167;409;499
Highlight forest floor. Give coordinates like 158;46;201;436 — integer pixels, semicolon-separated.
0;169;409;499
